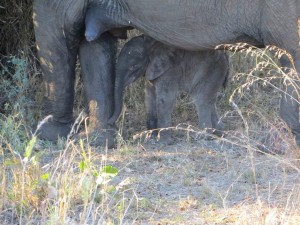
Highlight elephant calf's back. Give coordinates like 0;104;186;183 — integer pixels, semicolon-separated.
179;50;229;93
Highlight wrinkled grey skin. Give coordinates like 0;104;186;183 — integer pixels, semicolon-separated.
109;35;228;141
86;0;300;146
33;0;127;147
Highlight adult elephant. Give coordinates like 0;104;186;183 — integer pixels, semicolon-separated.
32;0;127;147
85;0;300;146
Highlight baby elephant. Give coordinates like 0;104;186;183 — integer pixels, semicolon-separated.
109;35;229;142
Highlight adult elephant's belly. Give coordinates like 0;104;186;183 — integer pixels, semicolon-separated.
133;24;260;51
126;0;261;50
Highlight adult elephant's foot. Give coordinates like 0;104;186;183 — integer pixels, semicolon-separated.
77;128;117;149
36;117;73;141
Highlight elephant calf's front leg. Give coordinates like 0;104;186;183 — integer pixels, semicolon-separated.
155;81;177;145
79;34;117;148
145;82;158;138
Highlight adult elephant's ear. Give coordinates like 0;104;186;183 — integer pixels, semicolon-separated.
109;28;130;39
146;46;181;81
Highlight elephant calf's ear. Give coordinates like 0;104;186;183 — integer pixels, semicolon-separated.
109;28;128;39
146;50;179;81
146;56;173;80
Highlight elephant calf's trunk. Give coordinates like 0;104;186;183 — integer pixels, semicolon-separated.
108;73;126;126
108;111;120;126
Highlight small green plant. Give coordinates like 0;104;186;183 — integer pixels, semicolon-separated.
1;55;29;111
1;131;121;224
0;54;40;130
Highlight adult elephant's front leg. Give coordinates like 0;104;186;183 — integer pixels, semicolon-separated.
279;56;300;146
33;1;83;141
79;34;117;148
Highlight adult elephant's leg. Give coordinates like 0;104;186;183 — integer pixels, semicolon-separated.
262;3;300;146
79;33;117;148
33;1;84;141
279;56;300;145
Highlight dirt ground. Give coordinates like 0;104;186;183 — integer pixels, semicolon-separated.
41;129;299;225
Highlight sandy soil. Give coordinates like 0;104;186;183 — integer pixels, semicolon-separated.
85;132;300;224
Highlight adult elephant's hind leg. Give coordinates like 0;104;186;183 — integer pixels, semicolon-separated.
279;56;300;146
262;4;300;146
79;34;117;148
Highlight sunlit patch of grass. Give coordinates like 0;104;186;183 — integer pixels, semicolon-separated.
118;144;139;157
178;195;199;211
1;135;126;224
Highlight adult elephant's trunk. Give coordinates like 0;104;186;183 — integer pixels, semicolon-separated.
108;68;126;125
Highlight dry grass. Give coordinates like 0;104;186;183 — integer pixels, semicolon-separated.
1;2;300;224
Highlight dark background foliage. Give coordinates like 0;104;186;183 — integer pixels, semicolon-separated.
0;0;42;125
0;0;34;56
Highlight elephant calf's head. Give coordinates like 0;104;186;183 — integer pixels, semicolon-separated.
108;35;155;125
117;35;157;86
